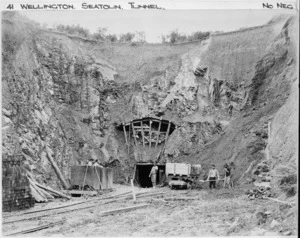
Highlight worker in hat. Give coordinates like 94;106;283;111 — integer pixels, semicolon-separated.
206;164;220;189
149;163;158;188
223;163;231;188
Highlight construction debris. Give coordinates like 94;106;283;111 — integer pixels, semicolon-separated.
252;161;271;183
246;160;274;200
194;66;207;77
246;186;272;199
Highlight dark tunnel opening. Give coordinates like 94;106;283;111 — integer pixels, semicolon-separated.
134;164;166;188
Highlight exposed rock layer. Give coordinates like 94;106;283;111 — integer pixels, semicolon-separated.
2;13;298;193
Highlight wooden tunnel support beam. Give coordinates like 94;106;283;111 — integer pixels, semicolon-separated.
128;123;131;153
131;121;138;146
140;120;145;147
156;121;171;164
165;121;171;143
122;123;128;145
155;120;162;148
128;123;131;145
149;120;152;148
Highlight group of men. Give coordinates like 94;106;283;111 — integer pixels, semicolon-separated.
207;163;231;189
149;162;232;189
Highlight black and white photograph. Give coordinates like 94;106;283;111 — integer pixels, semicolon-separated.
1;1;299;236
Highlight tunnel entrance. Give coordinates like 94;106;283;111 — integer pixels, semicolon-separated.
116;117;177;148
134;163;166;188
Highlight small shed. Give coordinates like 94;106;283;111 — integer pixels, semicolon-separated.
70;165;113;190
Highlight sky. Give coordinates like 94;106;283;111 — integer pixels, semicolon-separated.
21;10;293;43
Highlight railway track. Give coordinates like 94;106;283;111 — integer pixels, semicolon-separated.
2;191;166;225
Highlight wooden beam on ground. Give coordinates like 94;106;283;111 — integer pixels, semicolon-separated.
28;177;47;200
3;191;137;224
2;191;160;225
28;177;55;200
45;147;69;189
100;204;150;217
22;201;90;215
35;183;72;200
263;196;296;205
140;121;145;147
135;192;166;199
106;191;132;199
64;190;98;196
150;198;167;203
131;121;138;146
21;191;133;215
4;219;66;236
199;179;225;182
2;200;116;225
29;184;47;203
155;120;162;148
164;197;200;201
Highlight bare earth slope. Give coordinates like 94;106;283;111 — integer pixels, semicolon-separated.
2;12;298;236
2;13;298;201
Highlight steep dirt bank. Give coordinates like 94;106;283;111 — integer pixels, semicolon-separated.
163;16;298;186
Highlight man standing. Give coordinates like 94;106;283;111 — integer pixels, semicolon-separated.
224;163;231;188
149;163;158;188
207;164;220;189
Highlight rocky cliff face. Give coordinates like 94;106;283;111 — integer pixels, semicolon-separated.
2;12;298;193
2;13;131;187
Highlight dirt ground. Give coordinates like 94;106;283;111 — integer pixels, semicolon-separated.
2;184;297;237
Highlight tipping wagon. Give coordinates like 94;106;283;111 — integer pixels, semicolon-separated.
66;165;113;196
166;162;201;189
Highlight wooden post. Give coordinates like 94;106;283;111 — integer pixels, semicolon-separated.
45;147;69;189
122;123;128;145
128;123;131;145
140;120;145;147
131;121;138;146
165;121;171;142
81;165;89;196
149;120;152;148
131;179;136;201
132;164;137;181
155;120;162;148
123;123;130;153
156;121;171;164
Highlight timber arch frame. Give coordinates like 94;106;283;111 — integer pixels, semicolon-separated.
117;117;177;148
